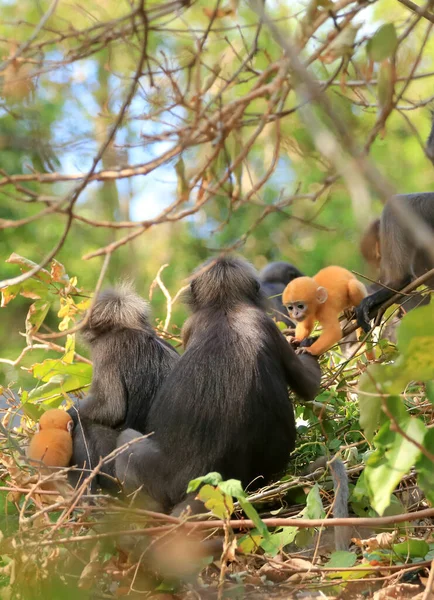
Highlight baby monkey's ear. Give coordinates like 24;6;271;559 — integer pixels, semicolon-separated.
316;286;328;304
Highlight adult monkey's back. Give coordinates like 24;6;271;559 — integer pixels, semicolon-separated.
116;256;322;513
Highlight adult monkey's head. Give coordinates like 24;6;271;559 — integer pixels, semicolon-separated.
188;256;265;310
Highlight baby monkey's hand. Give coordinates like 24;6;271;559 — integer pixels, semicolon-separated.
294;336;319;355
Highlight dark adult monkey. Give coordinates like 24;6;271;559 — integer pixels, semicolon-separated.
259;261;304;326
68;284;179;490
115;256;322;514
356;192;434;332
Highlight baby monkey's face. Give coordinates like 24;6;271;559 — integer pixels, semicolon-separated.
282;276;320;322
284;301;308;322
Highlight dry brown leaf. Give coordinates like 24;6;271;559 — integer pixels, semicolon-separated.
285;557;315;571
353;531;396;552
244;575;263;585
203;7;234;18
2;60;34;101
259;561;289;583
225;537;238;562
319;25;360;64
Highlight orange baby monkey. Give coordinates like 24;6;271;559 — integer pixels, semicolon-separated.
282;266;371;357
28;409;73;470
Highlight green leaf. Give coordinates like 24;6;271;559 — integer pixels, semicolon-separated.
29;360;92;402
425;381;434;405
416;428;434;505
237;532;262;554
1;279;51;308
261;526;298;556
21;402;45;421
377;61;394;112
393;539;429;560
396;305;434;381
302;484;326;519
328;438;342;450
175;157;189;202
26;300;51;339
322;24;359;62
238;496;270;540
219;479;245;499
358;363;390;440
63;334;75;364
197;484;233;519
32;359;92;382
367;24;398;62
0;484;19;515
1;283;23;306
365;410;426;515
295;528;315;548
187;472;223;493
359;308;434;438
324;551;357;569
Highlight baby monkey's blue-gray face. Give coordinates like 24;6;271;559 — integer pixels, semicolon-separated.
285;302;307;322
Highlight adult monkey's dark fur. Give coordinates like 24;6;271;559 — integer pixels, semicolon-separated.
68;285;179;489
115;257;321;513
356;193;434;332
259;261;304;326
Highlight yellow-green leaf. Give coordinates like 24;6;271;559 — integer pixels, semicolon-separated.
197;484;233;519
367;24;397;62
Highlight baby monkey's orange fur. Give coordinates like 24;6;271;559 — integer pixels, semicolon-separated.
28;409;73;469
282;266;370;356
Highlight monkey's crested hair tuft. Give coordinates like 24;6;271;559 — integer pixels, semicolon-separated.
39;409;73;431
259;261;303;285
188;256;265;309
82;283;151;338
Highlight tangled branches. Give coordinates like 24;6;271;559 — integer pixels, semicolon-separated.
0;0;434;290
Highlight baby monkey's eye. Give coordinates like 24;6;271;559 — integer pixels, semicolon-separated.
297;304;305;310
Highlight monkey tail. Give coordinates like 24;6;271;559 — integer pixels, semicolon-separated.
329;458;351;552
83;283;151;335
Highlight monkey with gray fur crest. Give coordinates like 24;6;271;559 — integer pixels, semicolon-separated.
356;115;434;332
68;284;180;490
116;257;321;511
259;261;304;327
115;257;350;551
356;192;434;332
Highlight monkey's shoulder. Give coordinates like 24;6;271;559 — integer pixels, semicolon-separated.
182;305;281;349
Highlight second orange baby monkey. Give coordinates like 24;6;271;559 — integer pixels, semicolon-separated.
28;409;73;470
282;266;370;356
